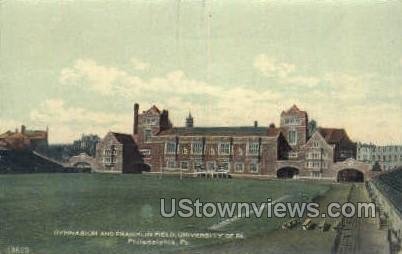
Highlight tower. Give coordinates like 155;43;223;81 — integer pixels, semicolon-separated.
185;112;194;128
280;105;308;150
133;103;172;145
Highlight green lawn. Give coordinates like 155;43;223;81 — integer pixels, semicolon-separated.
0;174;334;254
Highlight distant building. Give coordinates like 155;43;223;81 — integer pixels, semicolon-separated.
357;143;402;171
185;112;194;128
71;134;101;157
0;125;48;151
95;132;145;173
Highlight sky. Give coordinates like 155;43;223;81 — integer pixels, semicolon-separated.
1;0;402;144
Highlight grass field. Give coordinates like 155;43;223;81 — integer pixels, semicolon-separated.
0;173;346;254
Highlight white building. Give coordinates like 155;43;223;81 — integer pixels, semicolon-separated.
357;143;402;171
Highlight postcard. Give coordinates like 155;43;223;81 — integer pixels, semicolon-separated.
1;1;401;253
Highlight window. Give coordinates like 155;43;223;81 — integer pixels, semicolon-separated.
207;161;216;171
139;149;151;156
306;151;322;160
289;152;298;159
219;143;231;155
103;146;117;166
209;147;215;155
234;162;244;173
165;142;176;154
220;162;230;172
194;160;204;171
144;129;152;143
181;146;189;155
144;117;158;125
103;157;116;165
180;161;189;170
288;130;297;145
248;143;259;155
312;172;321;178
313;141;319;148
249;162;258;173
103;147;117;156
166;160;176;169
192;142;203;155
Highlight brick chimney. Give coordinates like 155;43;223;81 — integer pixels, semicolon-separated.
21;125;26;134
133;103;139;135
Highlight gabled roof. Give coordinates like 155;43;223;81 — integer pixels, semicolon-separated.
281;104;307;116
110;132;136;145
158;127;279;137
143;105;161;114
317;128;352;144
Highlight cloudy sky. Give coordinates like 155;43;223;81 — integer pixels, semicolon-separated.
1;1;402;144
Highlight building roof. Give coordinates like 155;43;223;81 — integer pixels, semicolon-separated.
0;131;12;138
158;127;280;137
111;132;136;145
142;105;161;114
0;129;47;140
317;128;352;144
281;104;307;116
24;130;47;139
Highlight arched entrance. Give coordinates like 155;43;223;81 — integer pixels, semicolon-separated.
73;162;92;168
277;167;299;179
337;169;364;182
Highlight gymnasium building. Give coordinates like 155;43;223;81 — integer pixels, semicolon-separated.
99;103;380;182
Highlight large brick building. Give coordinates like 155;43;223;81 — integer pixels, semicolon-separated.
0;125;48;151
129;103;379;182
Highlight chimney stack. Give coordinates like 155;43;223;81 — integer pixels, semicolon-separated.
254;121;258;128
21;125;26;134
133;103;139;135
160;110;170;131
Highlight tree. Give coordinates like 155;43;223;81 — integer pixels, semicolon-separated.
308;119;317;137
372;161;382;171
